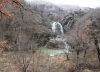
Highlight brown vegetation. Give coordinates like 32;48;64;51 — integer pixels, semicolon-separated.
0;0;100;71
66;9;100;69
0;0;20;18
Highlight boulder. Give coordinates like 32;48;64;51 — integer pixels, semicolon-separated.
82;69;92;72
46;41;65;49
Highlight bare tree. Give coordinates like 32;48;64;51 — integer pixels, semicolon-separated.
14;53;33;72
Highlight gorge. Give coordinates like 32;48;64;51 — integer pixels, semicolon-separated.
0;0;100;72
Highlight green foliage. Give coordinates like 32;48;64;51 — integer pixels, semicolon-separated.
47;13;52;17
30;32;51;46
70;20;76;29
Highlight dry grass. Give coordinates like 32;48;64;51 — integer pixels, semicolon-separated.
0;49;100;72
0;50;70;72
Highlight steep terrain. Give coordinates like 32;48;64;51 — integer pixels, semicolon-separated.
58;4;91;13
63;9;100;69
26;0;91;20
0;0;100;72
0;0;56;51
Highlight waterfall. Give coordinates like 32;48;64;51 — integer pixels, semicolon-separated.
49;36;69;53
56;37;69;53
45;21;70;56
52;22;64;34
52;22;56;32
63;41;69;53
51;22;69;53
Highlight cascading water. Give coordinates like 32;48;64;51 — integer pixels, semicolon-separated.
45;21;70;56
49;36;69;53
52;22;64;34
63;40;69;53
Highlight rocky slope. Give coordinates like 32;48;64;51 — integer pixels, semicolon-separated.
26;0;91;19
58;4;91;13
60;10;88;32
0;0;93;50
0;0;100;71
0;0;56;51
63;9;100;69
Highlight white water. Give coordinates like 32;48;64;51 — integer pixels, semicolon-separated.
63;41;69;53
49;35;69;53
45;21;70;56
52;22;64;34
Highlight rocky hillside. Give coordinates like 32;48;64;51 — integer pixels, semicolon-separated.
25;0;65;20
1;0;100;72
29;0;63;11
58;4;91;13
0;0;93;51
60;9;100;69
26;0;91;19
0;0;57;51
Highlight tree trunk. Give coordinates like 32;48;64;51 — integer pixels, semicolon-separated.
64;52;69;60
94;39;100;66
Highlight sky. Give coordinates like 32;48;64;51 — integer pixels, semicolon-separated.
26;0;100;8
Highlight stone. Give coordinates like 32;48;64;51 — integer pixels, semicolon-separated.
82;69;92;72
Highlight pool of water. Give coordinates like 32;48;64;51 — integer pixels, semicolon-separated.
40;47;66;56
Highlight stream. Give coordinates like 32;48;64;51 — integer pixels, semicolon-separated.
44;21;70;56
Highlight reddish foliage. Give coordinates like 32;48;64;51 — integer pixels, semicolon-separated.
0;0;21;18
0;40;12;52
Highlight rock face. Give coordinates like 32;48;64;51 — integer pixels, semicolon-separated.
60;10;87;32
46;40;65;49
60;15;75;32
